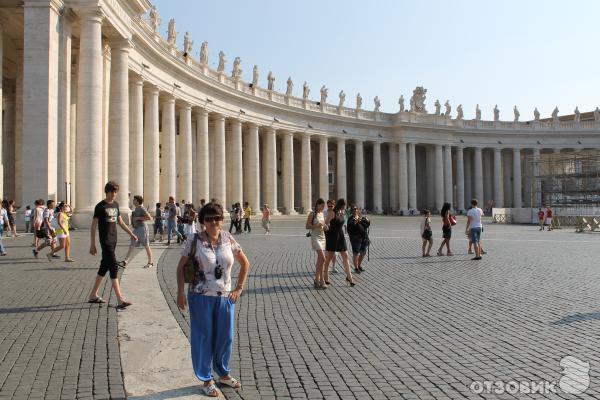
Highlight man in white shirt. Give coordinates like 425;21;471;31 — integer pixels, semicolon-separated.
465;198;484;260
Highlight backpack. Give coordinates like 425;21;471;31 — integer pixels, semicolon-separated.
184;233;199;283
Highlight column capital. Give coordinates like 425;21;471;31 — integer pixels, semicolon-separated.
336;137;346;143
230;118;242;128
494;147;503;153
213;112;226;122
75;6;104;23
110;37;133;51
193;107;209;117
25;0;65;13
143;83;159;95
177;100;192;110
129;73;144;86
160;92;175;104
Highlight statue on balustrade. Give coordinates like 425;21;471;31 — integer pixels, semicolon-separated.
434;99;441;116
410;86;427;113
444;100;451;116
267;71;275;90
200;41;209;65
183;32;193;55
594;107;600;122
374;96;381;112
217;51;226;73
534;107;540;121
149;6;161;32
493;105;499;121
552;106;559;123
252;65;259;87
167;18;177;46
475;104;481;120
232;57;242;79
574;106;581;123
338;90;346;107
320;85;328;104
398;95;405;112
286;77;294;96
356;93;362;110
456;104;463;120
513;106;520;122
303;82;310;100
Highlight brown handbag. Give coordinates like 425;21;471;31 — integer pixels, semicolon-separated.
183;233;199;283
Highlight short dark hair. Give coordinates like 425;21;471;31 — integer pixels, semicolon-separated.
471;198;478;206
133;195;143;205
244;202;249;206
26;205;30;210
105;181;119;194
200;198;206;204
47;199;55;207
421;209;430;215
156;202;161;208
333;198;346;213
198;202;224;224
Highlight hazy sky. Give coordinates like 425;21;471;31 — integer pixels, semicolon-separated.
150;0;600;120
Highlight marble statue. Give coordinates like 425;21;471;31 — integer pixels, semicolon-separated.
594;107;600;122
456;104;463;120
434;100;441;116
574;106;581;123
320;85;328;104
475;104;481;120
513;106;520;122
374;96;381;113
356;93;362;110
552;107;559;122
252;65;259;86
286;77;293;96
231;57;242;78
199;41;208;65
302;82;310;100
444;100;451;116
338;90;346;107
493;105;499;122
183;32;193;55
410;86;427;113
149;6;161;32
267;71;275;91
534;107;540;121
398;95;405;112
167;18;177;46
217;51;226;73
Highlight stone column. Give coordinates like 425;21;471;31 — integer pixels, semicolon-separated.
435;144;444;211
244;123;260;213
354;140;365;208
160;94;176;201
14;46;23;205
336;138;346;200
282;131;296;214
143;85;159;210
57;14;72;202
263;127;278;214
129;74;144;198
213;114;226;205
398;142;408;212
107;39;131;215
474;147;484;202
178;102;193;203
195;109;209;202
3;95;14;200
464;150;472;205
301;133;312;212
444;145;453;205
455;146;465;211
372;142;382;213
229;119;243;205
0;28;4;198
407;142;417;210
532;148;541;207
503;151;512;207
389;143;398;211
513;148;522;208
74;9;104;221
319;137;329;200
493;148;503;208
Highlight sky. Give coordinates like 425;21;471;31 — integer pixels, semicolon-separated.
150;0;600;120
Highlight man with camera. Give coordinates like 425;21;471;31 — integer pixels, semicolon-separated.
347;205;370;273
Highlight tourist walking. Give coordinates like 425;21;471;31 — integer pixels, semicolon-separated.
545;205;554;231
176;202;250;397
165;196;183;245
33;200;58;260
538;208;545;231
465;198;484;260
87;181;137;308
24;205;32;233
323;198;355;286
0;203;10;255
436;202;454;256
323;200;339;273
50;202;74;262
183;204;197;243
243;202;252;233
420;209;433;257
306;198;328;289
31;199;45;247
347;205;370;273
7;200;18;237
228;203;239;234
122;195;153;268
153;203;164;242
261;204;271;234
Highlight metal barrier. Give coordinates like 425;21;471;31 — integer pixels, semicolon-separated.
492;213;512;224
553;216;600;232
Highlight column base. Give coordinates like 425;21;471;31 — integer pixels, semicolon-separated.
271;209;281;216
286;209;298;216
71;209;95;229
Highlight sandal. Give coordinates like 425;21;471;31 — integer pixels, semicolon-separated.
116;301;132;310
143;262;154;268
201;383;219;397
219;376;241;389
117;260;128;268
88;297;107;304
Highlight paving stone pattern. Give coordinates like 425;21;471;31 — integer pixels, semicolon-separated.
0;231;132;400
159;216;600;400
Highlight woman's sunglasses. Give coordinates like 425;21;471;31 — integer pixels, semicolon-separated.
204;215;224;223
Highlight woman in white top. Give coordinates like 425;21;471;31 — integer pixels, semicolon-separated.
465;198;484;260
305;198;328;289
24;206;32;233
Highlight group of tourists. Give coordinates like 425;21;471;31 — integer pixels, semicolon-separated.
538;206;554;231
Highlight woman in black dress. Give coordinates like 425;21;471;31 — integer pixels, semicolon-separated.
323;198;356;286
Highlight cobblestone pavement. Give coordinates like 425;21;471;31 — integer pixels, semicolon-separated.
0;230;133;400
159;216;600;400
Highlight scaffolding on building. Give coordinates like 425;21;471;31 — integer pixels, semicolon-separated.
525;150;600;214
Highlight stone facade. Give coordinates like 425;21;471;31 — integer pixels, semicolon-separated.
1;0;600;223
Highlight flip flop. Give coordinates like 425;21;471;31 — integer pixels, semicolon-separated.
201;383;219;397
219;376;241;389
116;301;132;310
88;297;107;304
